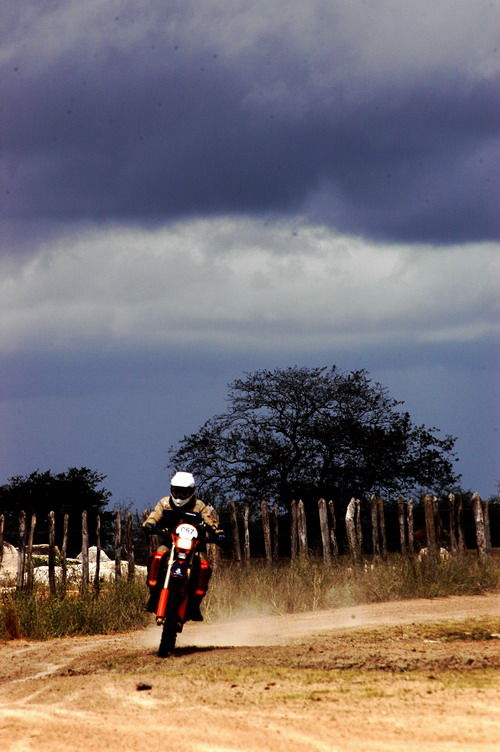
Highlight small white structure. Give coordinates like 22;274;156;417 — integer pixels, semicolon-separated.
0;542;18;583
1;541;146;586
77;546;112;563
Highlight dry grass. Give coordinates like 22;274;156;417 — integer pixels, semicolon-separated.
203;553;500;622
2;552;498;640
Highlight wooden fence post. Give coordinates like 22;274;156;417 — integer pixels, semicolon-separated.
318;498;331;564
377;496;387;560
328;500;338;559
114;509;122;580
481;497;492;554
93;514;101;593
355;498;363;553
48;510;57;596
397;495;406;554
297;500;308;558
448;493;457;553
26;513;36;592
290;500;298;560
142;509;157;555
229;500;241;563
0;513;4;566
81;510;89;590
17;511;27;591
472;492;487;560
272;505;279;561
125;512;135;580
423;493;437;556
206;505;220;571
370;494;380;558
60;513;69;598
261;501;272;565
456;494;465;553
243;504;251;564
345;498;361;564
407;498;414;555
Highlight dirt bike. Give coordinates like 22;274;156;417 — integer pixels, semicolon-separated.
147;511;215;657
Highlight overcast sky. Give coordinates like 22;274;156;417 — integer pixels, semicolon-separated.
1;0;499;509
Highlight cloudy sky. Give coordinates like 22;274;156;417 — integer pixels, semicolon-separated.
1;0;499;508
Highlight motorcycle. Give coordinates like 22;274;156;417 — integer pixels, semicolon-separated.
147;511;215;657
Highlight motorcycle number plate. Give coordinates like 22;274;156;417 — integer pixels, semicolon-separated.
176;523;198;540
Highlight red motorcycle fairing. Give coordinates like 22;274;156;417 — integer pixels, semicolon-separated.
147;551;167;588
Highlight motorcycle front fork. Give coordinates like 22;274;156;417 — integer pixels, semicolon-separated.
156;545;177;625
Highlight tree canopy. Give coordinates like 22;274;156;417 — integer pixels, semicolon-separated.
169;366;460;506
0;467;113;555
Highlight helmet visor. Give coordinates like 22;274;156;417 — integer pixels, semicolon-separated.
171;485;194;500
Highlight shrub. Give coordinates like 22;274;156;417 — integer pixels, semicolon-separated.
0;579;149;640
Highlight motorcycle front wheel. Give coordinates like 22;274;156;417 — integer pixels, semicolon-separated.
158;595;180;657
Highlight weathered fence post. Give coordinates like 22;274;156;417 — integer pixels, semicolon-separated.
290;500;298;560
370;494;380;558
261;500;272;565
48;510;57;596
142;509;157;555
243;504;251;564
60;513;69;598
318;498;331;564
81;510;89;590
397;495;406;554
472;492;488;560
355;498;363;553
125;511;135;581
17;511;27;591
345;498;361;564
229;500;242;563
328;500;338;559
456;494;465;553
423;493;437;556
448;493;457;553
297;500;308;558
26;513;37;592
481;496;492;554
377;496;387;560
0;513;4;566
273;505;279;561
407;498;414;555
93;514;101;592
114;509;122;580
206;505;220;571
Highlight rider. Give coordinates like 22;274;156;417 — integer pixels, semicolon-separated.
142;471;225;621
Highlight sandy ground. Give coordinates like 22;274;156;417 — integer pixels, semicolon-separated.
1;592;500;752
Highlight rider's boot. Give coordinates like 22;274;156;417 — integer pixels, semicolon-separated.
186;596;204;621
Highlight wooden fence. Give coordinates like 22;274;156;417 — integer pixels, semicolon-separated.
0;491;494;596
0;510;138;597
224;492;493;565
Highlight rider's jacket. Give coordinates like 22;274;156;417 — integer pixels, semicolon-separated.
143;496;222;536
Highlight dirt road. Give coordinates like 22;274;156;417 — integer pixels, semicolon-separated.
1;592;500;752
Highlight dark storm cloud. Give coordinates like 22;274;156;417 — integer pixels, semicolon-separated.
2;0;499;244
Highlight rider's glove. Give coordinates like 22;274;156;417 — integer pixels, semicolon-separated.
214;531;227;547
143;522;156;535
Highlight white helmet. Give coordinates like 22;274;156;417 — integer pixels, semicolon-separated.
170;471;196;507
